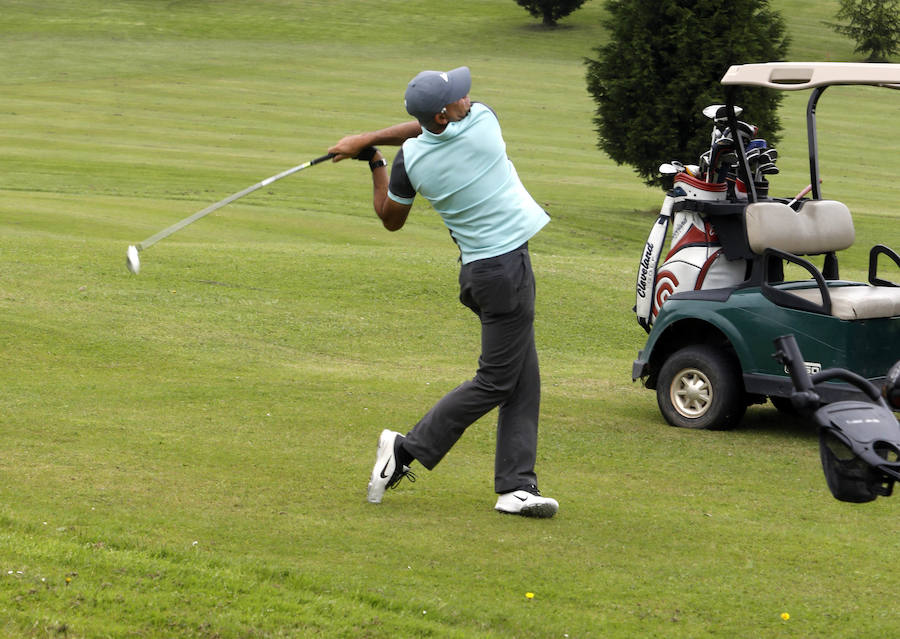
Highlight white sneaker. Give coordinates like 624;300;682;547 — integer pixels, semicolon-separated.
495;489;559;518
367;429;415;504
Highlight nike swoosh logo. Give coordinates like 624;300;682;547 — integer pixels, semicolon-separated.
514;494;528;502
379;460;392;479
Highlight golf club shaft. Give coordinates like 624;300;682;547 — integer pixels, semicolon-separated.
787;182;818;207
136;152;335;252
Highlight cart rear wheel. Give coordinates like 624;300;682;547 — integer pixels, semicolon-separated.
657;344;746;429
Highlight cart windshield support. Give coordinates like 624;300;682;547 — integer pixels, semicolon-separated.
720;62;900;203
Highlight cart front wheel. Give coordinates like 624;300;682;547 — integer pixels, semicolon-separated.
657;344;745;429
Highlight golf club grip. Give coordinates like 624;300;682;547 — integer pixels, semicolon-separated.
311;152;336;165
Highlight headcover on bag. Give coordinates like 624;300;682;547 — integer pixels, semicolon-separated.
817;400;900;502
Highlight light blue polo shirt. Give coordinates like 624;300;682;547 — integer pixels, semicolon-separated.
387;102;549;264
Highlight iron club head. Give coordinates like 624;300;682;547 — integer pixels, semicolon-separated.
126;245;141;274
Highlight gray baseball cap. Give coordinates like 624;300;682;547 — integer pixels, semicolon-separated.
404;66;471;126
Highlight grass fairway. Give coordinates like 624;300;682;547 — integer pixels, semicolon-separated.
1;1;899;637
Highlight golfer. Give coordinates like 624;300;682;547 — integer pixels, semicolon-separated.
328;66;558;518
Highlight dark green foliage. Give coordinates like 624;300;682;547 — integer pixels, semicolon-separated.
585;0;790;188
514;0;587;26
825;0;900;62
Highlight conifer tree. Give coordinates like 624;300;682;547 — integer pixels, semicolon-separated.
586;0;790;187
826;0;900;62
515;0;587;27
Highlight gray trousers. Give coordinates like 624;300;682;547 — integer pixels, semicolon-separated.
403;243;540;494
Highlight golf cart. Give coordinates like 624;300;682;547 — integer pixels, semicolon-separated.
632;62;900;429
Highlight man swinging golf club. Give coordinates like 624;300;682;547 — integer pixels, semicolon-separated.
328;66;558;517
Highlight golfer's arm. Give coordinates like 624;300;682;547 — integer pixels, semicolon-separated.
371;152;410;231
371;121;422;145
329;121;422;160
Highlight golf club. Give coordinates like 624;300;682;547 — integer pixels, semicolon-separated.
741;147;763;184
708;135;735;183
126;152;335;274
787;182;820;207
699;150;711;178
755;161;779;183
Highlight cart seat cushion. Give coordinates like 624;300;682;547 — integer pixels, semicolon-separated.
746;200;855;255
791;285;900;320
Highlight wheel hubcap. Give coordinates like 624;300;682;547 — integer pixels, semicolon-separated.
670;367;713;418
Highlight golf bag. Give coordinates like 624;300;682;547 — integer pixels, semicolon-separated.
774;334;900;503
635;172;747;332
635;104;781;331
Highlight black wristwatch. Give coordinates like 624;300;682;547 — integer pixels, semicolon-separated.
369;158;388;172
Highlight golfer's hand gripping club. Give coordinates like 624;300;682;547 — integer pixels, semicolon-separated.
328;134;376;162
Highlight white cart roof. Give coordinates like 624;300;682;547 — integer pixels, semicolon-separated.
721;62;900;90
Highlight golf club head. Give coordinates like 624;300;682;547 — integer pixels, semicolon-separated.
744;147;762;162
718;153;739;182
758;162;779;176
741;148;762;180
126;245;141;274
698;150;711;178
723;122;758;145
709;137;736;182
